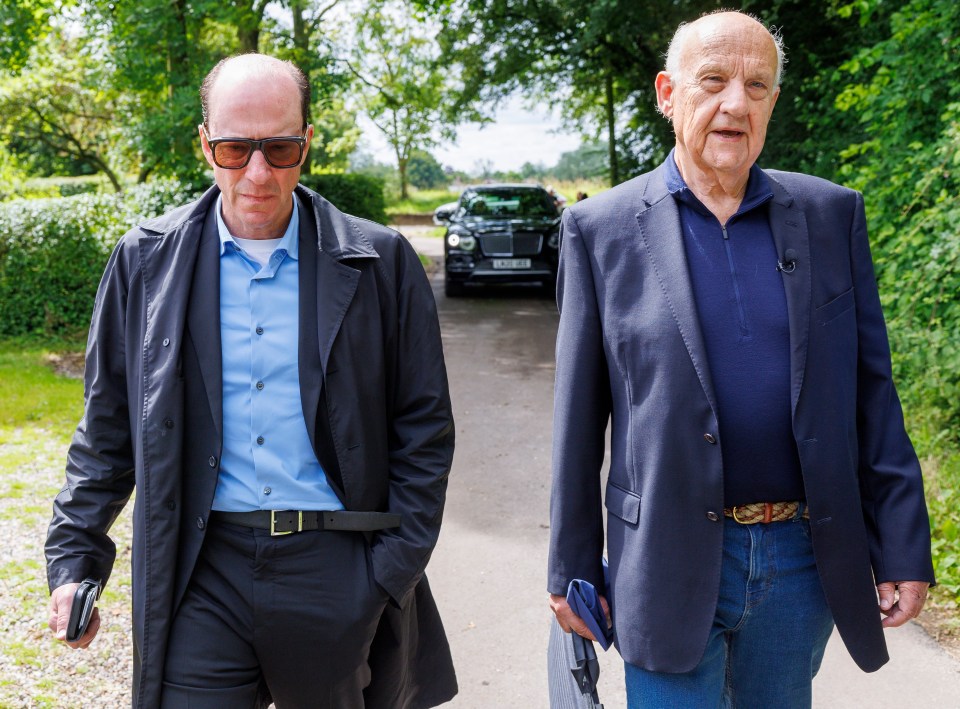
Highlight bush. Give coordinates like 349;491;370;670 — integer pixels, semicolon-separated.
299;173;387;226
0;180;199;337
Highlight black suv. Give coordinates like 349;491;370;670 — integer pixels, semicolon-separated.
436;184;561;297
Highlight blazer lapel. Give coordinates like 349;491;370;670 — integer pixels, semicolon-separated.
636;174;719;414
185;207;223;438
767;178;811;415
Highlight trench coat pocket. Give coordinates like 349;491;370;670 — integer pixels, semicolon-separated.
816;287;855;326
605;481;640;525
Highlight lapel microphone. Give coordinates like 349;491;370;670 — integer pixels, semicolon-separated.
777;248;798;274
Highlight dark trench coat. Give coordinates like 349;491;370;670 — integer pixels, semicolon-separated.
46;184;457;707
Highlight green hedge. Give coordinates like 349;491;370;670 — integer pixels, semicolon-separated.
0;180;199;337
299;173;387;226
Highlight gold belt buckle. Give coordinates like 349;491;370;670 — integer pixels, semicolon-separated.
270;510;303;536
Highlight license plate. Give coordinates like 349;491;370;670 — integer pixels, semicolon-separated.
492;258;532;269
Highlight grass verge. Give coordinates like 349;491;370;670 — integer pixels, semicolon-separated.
0;337;133;706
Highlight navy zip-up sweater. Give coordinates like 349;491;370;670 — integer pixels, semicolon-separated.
664;153;804;506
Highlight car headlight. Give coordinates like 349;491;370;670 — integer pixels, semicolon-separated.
447;227;476;251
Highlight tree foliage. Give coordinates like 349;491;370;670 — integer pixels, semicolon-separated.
407;149;448;189
0;29;130;191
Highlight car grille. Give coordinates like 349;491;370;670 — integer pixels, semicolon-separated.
478;231;543;257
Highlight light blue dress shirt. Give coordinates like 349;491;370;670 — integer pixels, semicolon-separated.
211;195;343;512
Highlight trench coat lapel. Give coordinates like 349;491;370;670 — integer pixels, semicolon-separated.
185;208;223;438
635;173;719;414
766;177;811;415
296;195;360;501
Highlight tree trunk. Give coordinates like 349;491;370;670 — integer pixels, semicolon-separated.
605;68;618;186
168;0;194;166
235;0;264;53
398;156;409;200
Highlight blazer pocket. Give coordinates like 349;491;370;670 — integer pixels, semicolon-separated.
605;480;641;525
816;287;855;326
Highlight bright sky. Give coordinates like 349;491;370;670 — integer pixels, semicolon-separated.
359;95;583;174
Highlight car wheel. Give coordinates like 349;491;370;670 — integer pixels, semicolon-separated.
445;278;465;297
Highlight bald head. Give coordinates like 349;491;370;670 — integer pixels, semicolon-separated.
665;11;785;87
201;53;310;133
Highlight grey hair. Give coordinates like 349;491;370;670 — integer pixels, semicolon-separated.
664;10;786;87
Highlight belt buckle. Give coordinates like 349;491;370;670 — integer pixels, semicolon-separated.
270;510;303;536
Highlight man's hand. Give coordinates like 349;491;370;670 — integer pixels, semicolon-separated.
877;580;929;628
48;583;101;649
548;593;611;642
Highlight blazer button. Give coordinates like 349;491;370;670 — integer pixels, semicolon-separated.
166;500;176;511
703;433;717;444
706;511;720;522
208;456;217;467
164;418;174;429
196;517;205;530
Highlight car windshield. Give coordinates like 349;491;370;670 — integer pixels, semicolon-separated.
461;189;558;218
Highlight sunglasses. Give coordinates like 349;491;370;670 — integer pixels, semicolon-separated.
202;126;307;169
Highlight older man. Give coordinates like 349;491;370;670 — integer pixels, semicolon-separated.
548;11;934;707
46;53;456;708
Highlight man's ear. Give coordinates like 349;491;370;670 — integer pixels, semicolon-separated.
655;72;674;117
301;124;315;165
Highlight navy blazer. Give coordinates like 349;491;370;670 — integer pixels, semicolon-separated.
547;162;935;673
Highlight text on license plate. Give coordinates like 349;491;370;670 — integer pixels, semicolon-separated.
492;258;532;269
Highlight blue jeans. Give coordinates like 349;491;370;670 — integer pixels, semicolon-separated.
625;514;834;709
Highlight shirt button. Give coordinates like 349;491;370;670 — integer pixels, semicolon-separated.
256;381;264;390
706;511;720;522
703;433;717;444
264;487;272;495
257;436;265;445
196;517;205;530
208;456;217;467
256;326;264;335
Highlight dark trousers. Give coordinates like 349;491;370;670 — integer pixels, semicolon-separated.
161;519;389;709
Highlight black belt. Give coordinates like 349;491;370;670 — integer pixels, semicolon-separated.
211;510;401;536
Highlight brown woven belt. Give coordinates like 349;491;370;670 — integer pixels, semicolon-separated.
723;501;808;524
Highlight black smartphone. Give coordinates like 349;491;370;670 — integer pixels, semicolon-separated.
66;579;101;642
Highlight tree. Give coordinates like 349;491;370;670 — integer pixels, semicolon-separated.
347;1;455;199
550;141;608;181
407;149;448;189
0;30;130;191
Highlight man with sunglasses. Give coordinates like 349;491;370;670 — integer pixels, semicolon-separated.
46;53;457;708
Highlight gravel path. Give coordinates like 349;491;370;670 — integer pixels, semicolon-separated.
0;429;133;708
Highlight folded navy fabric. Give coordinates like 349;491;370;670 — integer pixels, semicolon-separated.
566;575;613;651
